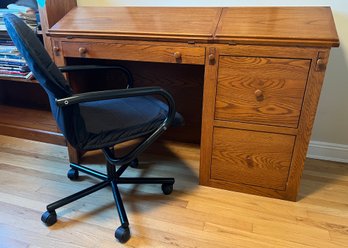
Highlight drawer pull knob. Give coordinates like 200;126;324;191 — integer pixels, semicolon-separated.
254;89;264;101
315;58;326;71
78;47;87;55
53;46;60;56
174;51;182;59
246;155;254;167
208;53;215;62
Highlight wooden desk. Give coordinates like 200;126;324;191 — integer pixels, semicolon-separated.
47;6;339;201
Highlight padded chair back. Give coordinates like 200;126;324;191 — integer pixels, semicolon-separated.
4;14;85;147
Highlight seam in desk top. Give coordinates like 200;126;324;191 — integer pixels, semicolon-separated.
213;8;225;40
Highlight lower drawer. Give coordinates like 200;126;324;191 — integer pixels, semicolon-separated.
211;127;295;190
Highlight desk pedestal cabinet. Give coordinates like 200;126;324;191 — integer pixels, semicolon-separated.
200;45;331;200
46;6;338;201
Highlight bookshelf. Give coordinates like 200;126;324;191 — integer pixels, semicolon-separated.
0;0;77;145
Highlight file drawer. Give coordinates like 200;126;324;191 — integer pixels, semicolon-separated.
215;56;310;128
211;127;295;190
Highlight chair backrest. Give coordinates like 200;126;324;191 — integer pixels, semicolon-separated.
4;14;85;147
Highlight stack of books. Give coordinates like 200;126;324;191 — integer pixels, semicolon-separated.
0;8;35;80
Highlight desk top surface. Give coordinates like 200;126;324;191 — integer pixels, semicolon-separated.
216;7;339;46
49;7;222;41
49;6;339;47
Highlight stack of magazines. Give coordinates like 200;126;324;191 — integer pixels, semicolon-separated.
4;4;38;32
0;8;35;79
0;9;19;32
0;40;32;79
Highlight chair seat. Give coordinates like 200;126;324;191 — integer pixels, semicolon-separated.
79;95;184;150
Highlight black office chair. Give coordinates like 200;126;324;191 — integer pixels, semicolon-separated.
4;14;184;243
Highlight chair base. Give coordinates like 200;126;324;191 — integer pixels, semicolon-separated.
41;159;174;243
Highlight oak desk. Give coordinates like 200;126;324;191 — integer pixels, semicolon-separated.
47;6;339;201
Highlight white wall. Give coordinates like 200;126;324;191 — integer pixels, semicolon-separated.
77;0;348;162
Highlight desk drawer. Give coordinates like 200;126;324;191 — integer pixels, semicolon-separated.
211;127;295;190
61;42;205;65
215;56;310;128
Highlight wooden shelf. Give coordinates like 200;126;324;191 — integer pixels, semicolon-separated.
0;76;38;84
0;104;65;145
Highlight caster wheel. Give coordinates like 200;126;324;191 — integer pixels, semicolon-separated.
115;226;130;243
67;168;79;180
41;211;57;226
129;158;139;168
161;183;173;195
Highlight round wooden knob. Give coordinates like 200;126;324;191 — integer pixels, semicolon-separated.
317;58;325;66
174;52;182;59
254;89;263;98
246;155;253;167
208;53;215;61
78;47;87;55
53;46;60;52
316;58;326;70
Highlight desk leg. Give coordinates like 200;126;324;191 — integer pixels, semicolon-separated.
67;143;82;164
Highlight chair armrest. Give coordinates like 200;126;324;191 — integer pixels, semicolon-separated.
56;86;176;126
58;65;134;87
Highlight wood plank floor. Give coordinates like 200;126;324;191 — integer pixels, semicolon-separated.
0;135;347;248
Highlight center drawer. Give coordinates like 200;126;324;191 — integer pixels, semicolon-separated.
211;127;295;190
61;42;205;65
215;56;311;128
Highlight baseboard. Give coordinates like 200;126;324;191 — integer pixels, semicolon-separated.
307;141;348;163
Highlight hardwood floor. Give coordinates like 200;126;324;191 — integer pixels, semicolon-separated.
0;135;347;248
